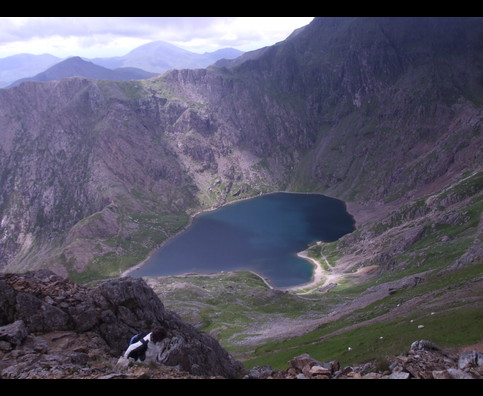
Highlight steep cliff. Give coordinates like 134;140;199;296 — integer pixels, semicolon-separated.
215;17;483;201
0;78;198;278
0;17;482;281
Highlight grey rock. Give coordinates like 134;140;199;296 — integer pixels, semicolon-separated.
0;271;244;379
458;350;483;370
0;320;27;346
289;353;324;371
410;339;442;353
243;365;274;379
432;370;452;379
388;371;411;379
14;292;71;333
447;368;477;379
309;365;332;376
0;341;11;352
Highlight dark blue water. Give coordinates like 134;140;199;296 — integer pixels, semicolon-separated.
132;193;355;287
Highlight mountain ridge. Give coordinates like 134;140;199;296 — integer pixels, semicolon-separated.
90;40;244;73
0;41;244;87
8;56;158;86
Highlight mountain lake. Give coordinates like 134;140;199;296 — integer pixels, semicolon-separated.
132;192;355;288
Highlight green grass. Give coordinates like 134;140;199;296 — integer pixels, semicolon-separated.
147;271;334;351
240;256;483;369
149;257;482;369
243;304;483;370
146;221;482;369
146;185;482;368
67;208;190;284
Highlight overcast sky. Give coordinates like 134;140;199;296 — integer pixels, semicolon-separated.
0;17;315;59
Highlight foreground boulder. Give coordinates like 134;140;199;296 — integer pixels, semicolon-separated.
0;270;244;379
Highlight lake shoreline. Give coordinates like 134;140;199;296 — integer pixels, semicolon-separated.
121;191;355;291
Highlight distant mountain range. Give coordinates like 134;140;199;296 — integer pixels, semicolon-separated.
90;40;244;73
0;41;244;87
8;57;158;87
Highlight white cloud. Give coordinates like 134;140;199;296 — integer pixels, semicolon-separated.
0;17;314;58
178;17;314;53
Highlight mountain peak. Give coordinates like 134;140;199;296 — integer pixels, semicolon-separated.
9;55;157;86
63;56;86;63
127;40;191;55
92;40;245;73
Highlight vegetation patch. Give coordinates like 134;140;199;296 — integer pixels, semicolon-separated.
244;304;483;370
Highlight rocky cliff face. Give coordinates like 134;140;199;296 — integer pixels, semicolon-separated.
0;270;244;378
0;78;197;277
0;17;482;279
222;17;483;202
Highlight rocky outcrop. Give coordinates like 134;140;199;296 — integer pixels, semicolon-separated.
245;340;483;379
0;270;244;378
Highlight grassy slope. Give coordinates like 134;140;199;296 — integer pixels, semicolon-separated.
145;171;482;369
